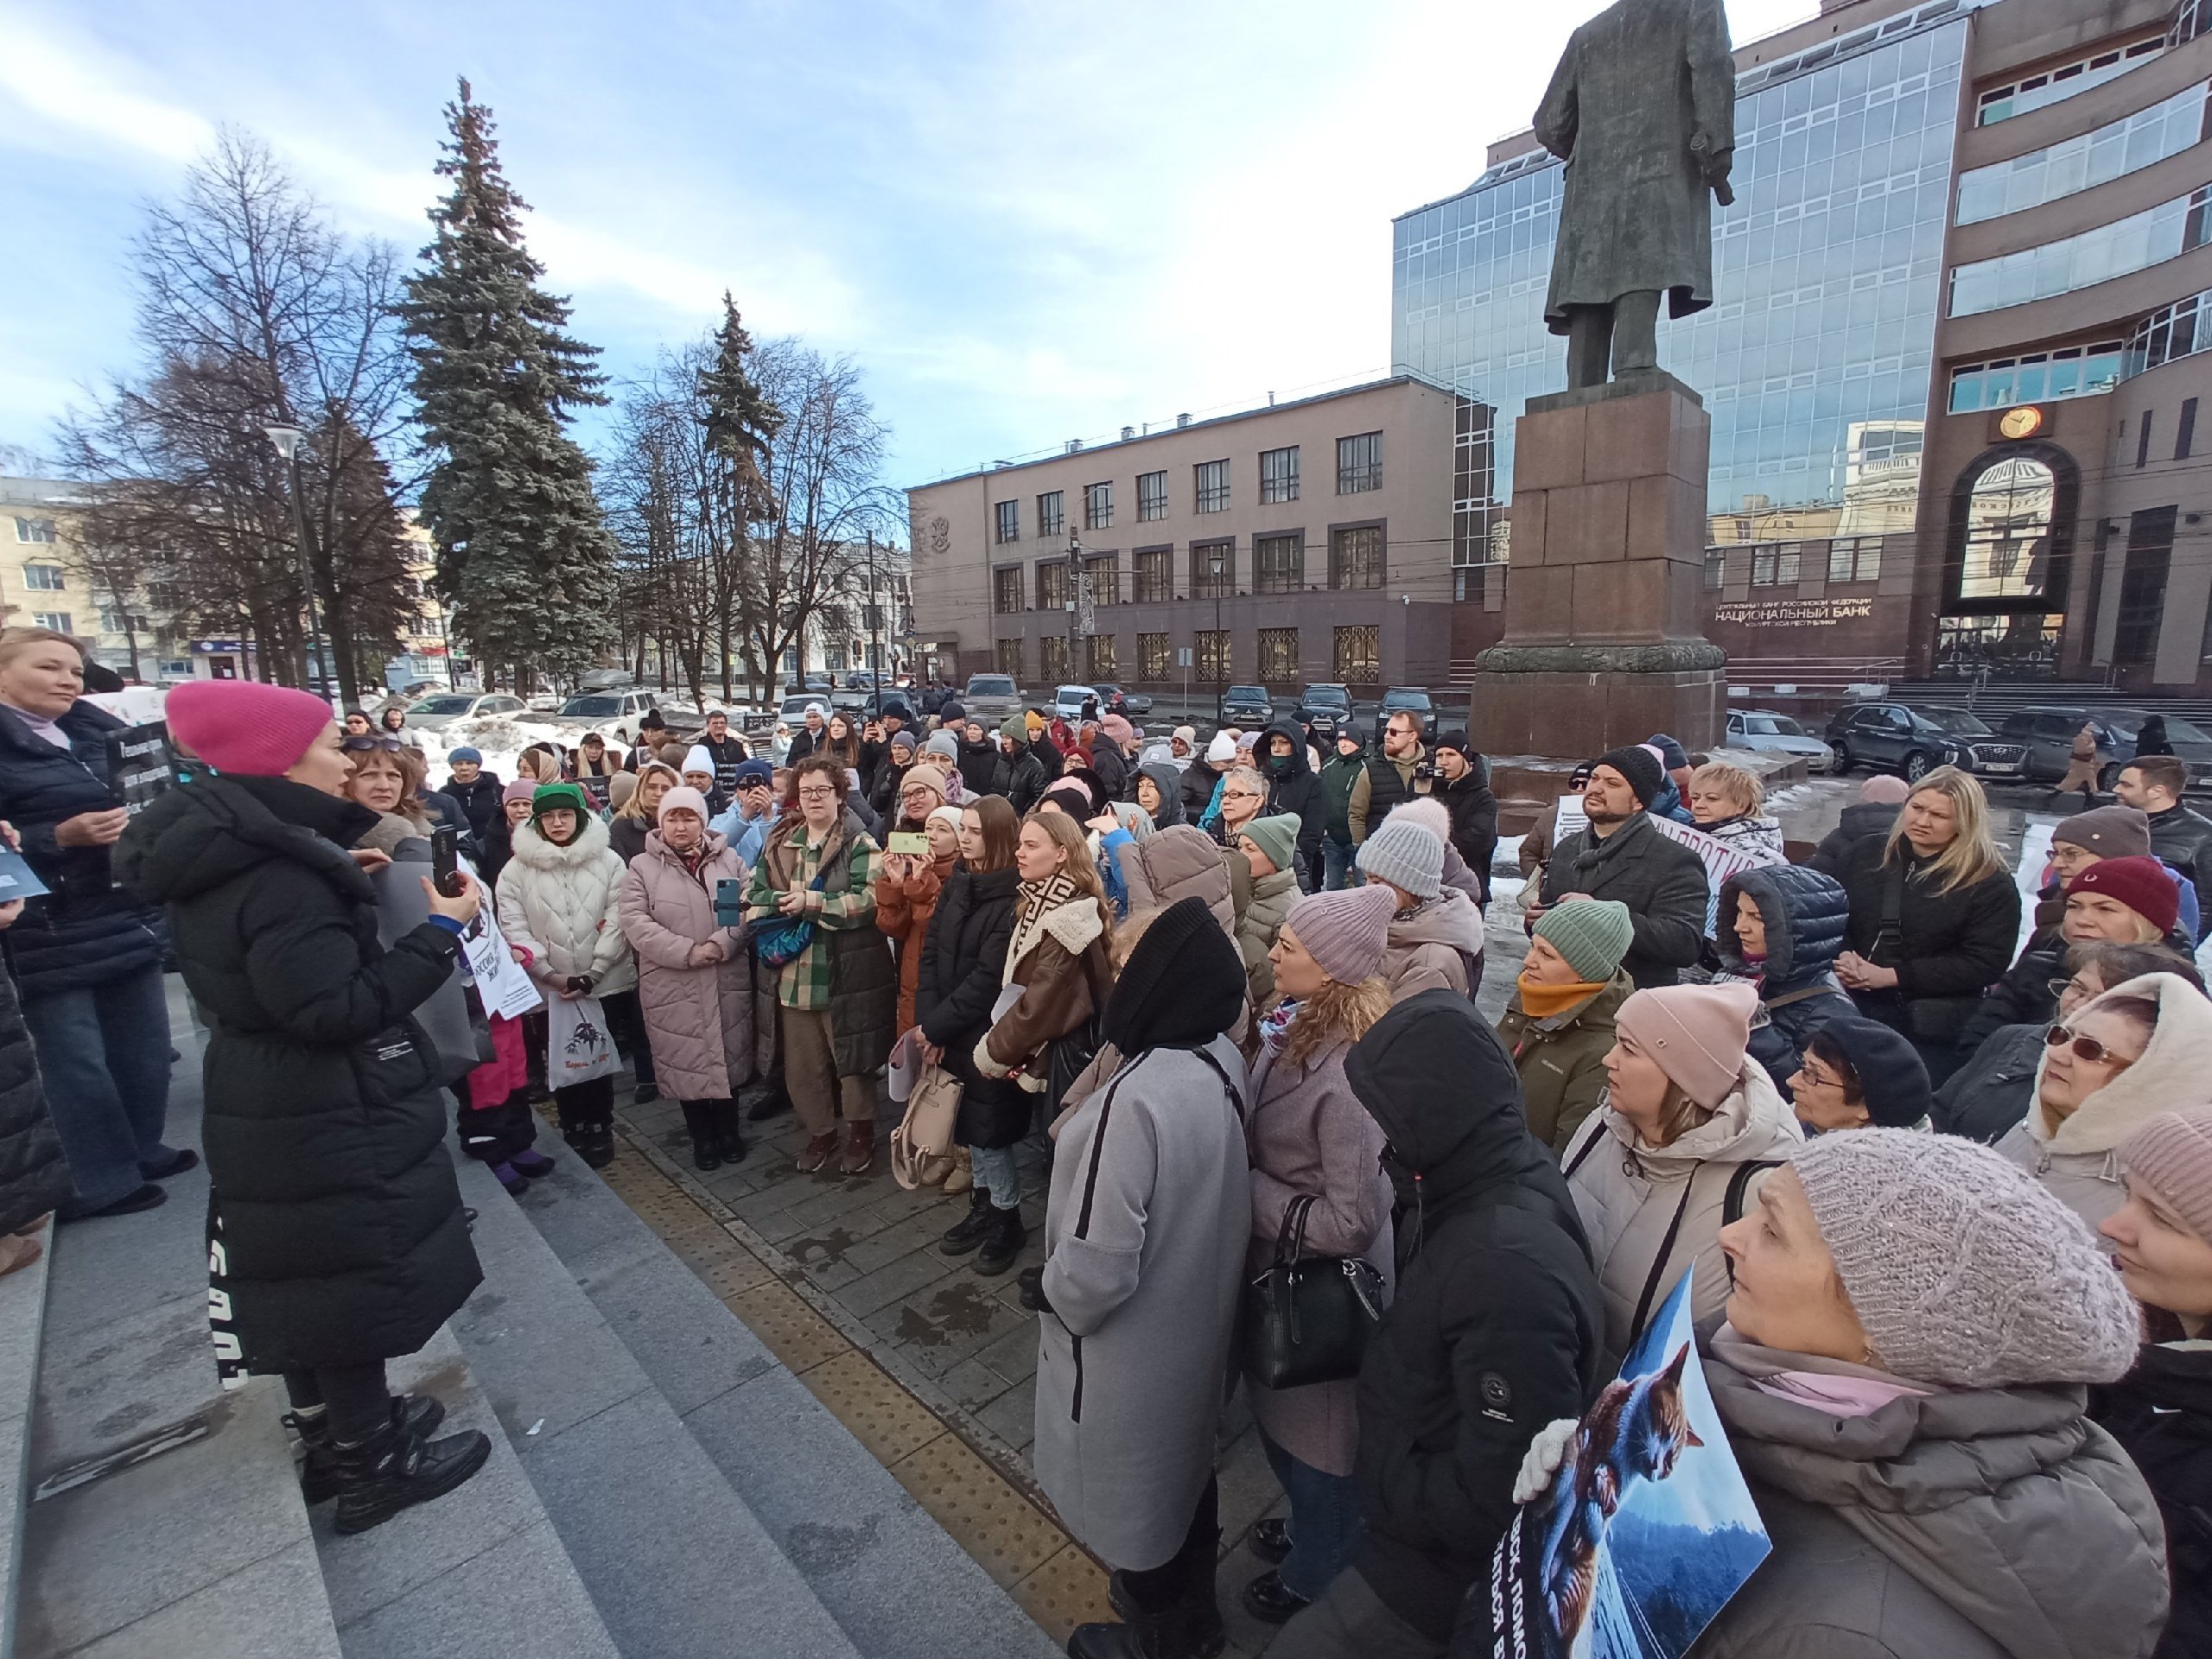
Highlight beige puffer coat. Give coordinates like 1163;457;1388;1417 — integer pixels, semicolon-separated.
1378;887;1486;1001
616;830;754;1102
1560;1061;1804;1359
495;811;636;997
1115;824;1236;940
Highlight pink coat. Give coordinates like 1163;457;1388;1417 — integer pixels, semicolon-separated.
1243;1033;1394;1478
617;831;756;1103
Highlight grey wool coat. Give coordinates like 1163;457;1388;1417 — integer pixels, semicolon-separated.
1035;1034;1252;1571
1693;1351;2171;1659
616;830;754;1102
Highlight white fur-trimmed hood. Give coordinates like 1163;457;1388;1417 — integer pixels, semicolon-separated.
2031;971;2212;1154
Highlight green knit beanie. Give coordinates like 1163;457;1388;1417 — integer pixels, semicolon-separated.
1533;899;1634;982
999;713;1028;744
531;781;592;826
1240;814;1301;875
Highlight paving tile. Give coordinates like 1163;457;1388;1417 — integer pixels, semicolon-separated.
888;1432;1065;1591
841;1244;960;1318
797;1348;948;1465
724;1279;850;1374
334;1519;622;1659
1009;1541;1115;1648
974;1319;1042;1387
934;1357;1017;1415
975;1376;1038;1455
1216;1422;1283;1555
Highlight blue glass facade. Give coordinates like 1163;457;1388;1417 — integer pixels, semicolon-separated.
1391;10;1968;553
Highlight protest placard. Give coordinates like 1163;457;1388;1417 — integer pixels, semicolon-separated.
460;906;543;1020
105;721;177;818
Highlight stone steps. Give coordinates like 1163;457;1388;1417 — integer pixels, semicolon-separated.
0;1219;52;1659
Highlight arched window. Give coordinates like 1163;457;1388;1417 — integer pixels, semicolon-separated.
1958;456;2055;601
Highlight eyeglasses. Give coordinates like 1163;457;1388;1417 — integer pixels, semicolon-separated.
2044;1024;2137;1067
340;735;406;753
796;786;839;802
2046;977;2082;1001
1223;786;1263;800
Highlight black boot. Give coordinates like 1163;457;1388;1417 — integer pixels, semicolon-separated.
581;1120;616;1171
940;1187;995;1255
1173;1541;1226;1657
975;1205;1027;1276
330;1414;492;1534
683;1102;721;1172
746;1075;793;1121
1065;1606;1177;1658
289;1395;447;1506
711;1099;747;1167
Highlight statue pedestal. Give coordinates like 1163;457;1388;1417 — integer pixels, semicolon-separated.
1470;376;1724;757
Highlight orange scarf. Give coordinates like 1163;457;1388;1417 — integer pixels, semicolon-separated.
1516;970;1608;1021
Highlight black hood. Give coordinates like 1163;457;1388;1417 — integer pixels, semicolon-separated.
117;774;379;909
1139;762;1187;827
1103;896;1244;1054
1261;720;1312;780
1346;989;1571;1219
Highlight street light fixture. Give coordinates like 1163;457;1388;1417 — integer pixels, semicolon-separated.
263;423;346;717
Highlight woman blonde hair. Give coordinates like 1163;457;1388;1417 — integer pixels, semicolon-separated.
0;626;85;669
1281;976;1390;1070
1689;759;1762;817
1883;765;2007;896
1024;804;1116;949
617;762;679;821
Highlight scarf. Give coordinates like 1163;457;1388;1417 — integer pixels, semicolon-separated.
1711;1325;1933;1417
1516;971;1608;1021
1006;871;1080;982
1259;999;1299;1055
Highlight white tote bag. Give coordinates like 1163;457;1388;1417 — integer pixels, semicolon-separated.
547;994;620;1087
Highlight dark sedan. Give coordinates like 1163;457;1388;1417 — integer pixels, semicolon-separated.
1219;684;1274;727
1378;687;1438;740
1293;683;1354;746
1092;683;1153;718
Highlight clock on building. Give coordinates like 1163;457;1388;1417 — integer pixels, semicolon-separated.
1999;404;2045;440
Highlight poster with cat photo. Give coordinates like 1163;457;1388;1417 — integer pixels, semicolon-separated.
1487;1268;1769;1659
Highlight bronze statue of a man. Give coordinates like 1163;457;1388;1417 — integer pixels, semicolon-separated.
1535;0;1737;389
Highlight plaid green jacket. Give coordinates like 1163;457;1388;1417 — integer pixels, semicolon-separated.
746;816;882;1010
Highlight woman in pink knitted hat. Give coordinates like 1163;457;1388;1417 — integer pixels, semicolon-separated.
115;677;493;1534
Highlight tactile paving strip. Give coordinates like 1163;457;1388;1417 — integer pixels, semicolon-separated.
1008;1541;1116;1644
888;1433;1067;1590
799;1349;947;1465
722;1279;851;1375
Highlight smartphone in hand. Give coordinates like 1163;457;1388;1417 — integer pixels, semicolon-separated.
430;825;463;898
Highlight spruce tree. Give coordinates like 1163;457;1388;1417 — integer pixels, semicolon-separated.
400;79;616;684
697;290;783;495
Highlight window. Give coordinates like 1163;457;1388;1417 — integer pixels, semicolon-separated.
1194;460;1230;514
2127;289;2212;378
1260;446;1300;505
1137;471;1167;522
1948;188;2212;317
1083;553;1119;607
994;566;1023;615
1139;632;1171;679
1329;524;1383;589
994;500;1020;544
21;564;65;592
100;608;148;633
2182;397;2201;461
1337;432;1382;494
1084;481;1113;530
1040;636;1070;682
1827;536;1884;583
996;638;1025;680
1750;543;1802;587
11;518;54;544
1975;36;2164;124
1254;533;1303;594
1333;624;1379;683
1257;627;1298;680
1086;634;1117;679
1038;558;1071;611
1195;630;1230;683
416;611;444;638
1956;80;2209;223
1958;456;2057;601
1134;548;1171;603
2139;411;2156;469
1192;541;1234;598
1037;491;1064;538
1705;548;1726;591
1948;342;2124;411
2118;506;2177;664
30;613;71;634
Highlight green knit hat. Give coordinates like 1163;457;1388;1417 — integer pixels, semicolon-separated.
1533;899;1634;982
1000;713;1028;744
1240;814;1301;875
531;781;591;826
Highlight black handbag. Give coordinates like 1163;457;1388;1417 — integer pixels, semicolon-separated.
1242;1193;1387;1391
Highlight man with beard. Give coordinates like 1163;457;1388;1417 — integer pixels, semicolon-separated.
1530;746;1707;989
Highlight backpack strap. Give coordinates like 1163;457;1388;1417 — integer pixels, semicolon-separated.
1626;1166;1700;1351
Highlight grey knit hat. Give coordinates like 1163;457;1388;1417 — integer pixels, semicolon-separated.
1791;1129;2140;1389
1356;818;1444;900
2118;1109;2212;1245
923;729;961;763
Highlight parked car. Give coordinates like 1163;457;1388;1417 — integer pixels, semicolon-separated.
961;673;1023;724
390;677;450;699
404;690;534;733
550;689;661;728
1052;683;1102;723
1993;705;2212;791
1824;701;2022;782
1292;683;1354;747
1091;683;1153;718
1377;687;1438;740
1219;684;1274;728
1725;709;1836;772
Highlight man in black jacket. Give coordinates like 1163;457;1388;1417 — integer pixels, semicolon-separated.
2117;754;2212;943
1429;732;1498;906
1271;992;1603;1659
1533;747;1708;989
695;709;749;796
1259;719;1325;891
441;747;505;846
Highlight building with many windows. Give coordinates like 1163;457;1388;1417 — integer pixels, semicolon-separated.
1396;0;2212;696
904;377;1476;693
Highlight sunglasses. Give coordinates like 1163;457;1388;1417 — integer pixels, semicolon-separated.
2044;1024;2136;1067
340;735;406;753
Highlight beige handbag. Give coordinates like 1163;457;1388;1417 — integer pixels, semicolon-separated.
890;1062;963;1190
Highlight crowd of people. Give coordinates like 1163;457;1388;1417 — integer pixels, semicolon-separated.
0;639;2201;1656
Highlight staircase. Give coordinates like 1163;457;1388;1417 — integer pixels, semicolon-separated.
8;984;1060;1658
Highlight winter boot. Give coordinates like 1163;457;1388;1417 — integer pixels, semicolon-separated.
841;1119;877;1176
580;1120;616;1170
1065;1605;1179;1658
940;1146;973;1195
682;1102;721;1172
632;1081;660;1105
975;1205;1027;1277
940;1187;995;1255
289;1395;445;1506
330;1414;492;1534
1173;1539;1227;1656
711;1099;747;1167
511;1148;555;1179
746;1074;794;1122
491;1160;529;1197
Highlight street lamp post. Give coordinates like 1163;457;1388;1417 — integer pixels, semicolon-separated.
864;531;885;720
1065;531;1083;687
1208;545;1226;723
263;423;346;718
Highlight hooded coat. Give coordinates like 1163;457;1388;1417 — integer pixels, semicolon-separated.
1807;800;1904;876
1379;887;1486;1001
0;962;76;1233
1115;824;1238;941
1137;761;1186;830
1318;736;1365;847
1695;1347;2170;1659
111;774;480;1370
957;736;1009;801
1259;720;1325;874
1495;970;1634;1154
1539;810;1709;989
1238;866;1300;1008
1998;971;2212;1229
496;810;638;999
916;864;1027;1148
616;830;754;1102
1713;863;1856;1090
1344;992;1605;1643
1560;1061;1804;1359
2093;1338;2212;1659
1034;909;1251;1571
1180;756;1222;828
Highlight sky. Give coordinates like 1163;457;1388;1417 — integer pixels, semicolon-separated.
0;0;1817;497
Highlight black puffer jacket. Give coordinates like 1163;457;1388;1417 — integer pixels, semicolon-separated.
1539;811;1709;989
0;700;165;1000
1834;836;2020;1041
1258;720;1325;876
2093;1339;2212;1659
2147;802;2212;944
917;865;1026;1148
1180;758;1221;827
1007;743;1049;815
442;772;505;845
1960;931;2065;1049
957;739;1009;801
1807;801;1901;876
1344;991;1605;1645
0;963;71;1231
1930;1022;2043;1144
1433;766;1500;904
114;774;480;1371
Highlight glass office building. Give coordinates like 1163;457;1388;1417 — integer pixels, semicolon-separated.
1392;2;1972;569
